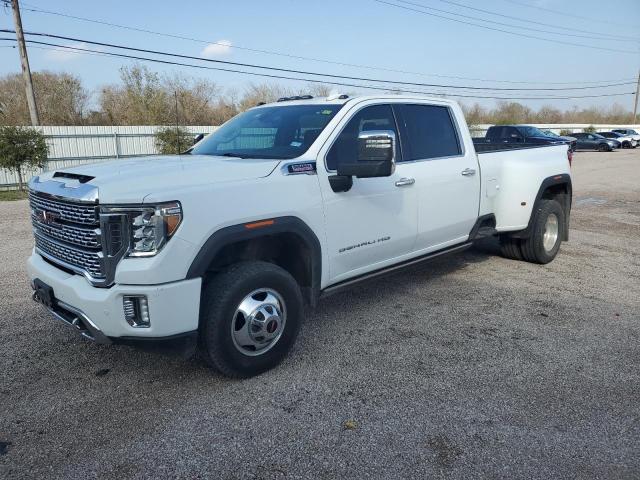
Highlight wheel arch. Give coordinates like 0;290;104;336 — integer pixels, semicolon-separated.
186;216;322;307
512;174;572;241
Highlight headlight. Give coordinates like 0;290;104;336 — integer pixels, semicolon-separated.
101;202;182;258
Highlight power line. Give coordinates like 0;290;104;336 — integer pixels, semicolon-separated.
12;1;636;86
3;29;636;92
0;37;633;101
372;0;639;54
501;0;640;31
431;0;639;42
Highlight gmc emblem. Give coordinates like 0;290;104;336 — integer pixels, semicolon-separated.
35;209;60;225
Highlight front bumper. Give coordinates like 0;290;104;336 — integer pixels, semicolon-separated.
28;252;202;340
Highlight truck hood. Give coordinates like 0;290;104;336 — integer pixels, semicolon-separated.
34;155;281;203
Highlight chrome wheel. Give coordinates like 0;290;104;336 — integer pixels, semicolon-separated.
231;288;286;357
543;213;559;252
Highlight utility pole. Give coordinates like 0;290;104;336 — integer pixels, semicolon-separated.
174;91;180;154
11;0;39;126
633;69;640;125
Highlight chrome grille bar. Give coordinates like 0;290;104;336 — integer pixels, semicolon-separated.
31;213;101;249
34;232;105;279
29;191;98;225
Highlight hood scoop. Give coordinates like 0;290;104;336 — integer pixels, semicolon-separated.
53;171;95;184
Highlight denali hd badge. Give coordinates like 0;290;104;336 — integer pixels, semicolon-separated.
339;236;390;253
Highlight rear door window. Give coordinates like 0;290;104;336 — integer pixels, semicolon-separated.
394;104;462;160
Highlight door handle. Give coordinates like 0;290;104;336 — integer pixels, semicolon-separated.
461;168;476;176
395;177;415;187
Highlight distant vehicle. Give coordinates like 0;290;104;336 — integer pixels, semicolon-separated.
597;131;637;149
611;129;640;143
479;125;575;150
572;133;620;152
542;129;577;150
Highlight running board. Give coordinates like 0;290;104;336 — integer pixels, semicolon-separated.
320;242;473;298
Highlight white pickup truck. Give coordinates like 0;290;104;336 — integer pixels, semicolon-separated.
27;94;572;377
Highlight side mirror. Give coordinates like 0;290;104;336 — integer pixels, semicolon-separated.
337;130;396;178
193;133;205;145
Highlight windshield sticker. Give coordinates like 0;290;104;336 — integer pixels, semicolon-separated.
286;162;316;175
290;141;302;147
320;110;334;115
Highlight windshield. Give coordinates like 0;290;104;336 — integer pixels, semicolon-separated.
191;104;343;159
543;130;560;138
518;126;547;137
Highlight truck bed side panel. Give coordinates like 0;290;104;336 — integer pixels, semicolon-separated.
477;145;570;232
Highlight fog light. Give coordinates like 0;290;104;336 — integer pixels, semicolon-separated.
123;295;150;328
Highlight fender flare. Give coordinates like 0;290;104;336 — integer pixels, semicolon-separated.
512;173;572;240
185;216;322;305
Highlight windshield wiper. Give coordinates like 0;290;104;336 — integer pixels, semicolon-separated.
218;152;284;159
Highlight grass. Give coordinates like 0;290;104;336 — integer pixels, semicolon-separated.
0;190;29;201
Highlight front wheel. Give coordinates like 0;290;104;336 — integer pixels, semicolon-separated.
598;143;610;152
198;261;303;378
520;199;565;264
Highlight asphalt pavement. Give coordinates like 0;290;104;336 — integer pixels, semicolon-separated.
1;149;638;479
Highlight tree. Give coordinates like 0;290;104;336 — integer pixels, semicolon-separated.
0;126;48;190
154;126;194;154
583;125;597;133
0;71;88;125
100;65;170;125
236;83;292;112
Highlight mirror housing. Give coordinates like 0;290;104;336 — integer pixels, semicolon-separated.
336;130;396;178
193;133;205;145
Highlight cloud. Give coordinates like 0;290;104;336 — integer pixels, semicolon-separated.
201;40;233;58
44;42;96;61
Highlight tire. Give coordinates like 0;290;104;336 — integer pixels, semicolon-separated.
499;235;523;260
520;199;565;264
198;261;303;378
622;141;630;149
598;143;610;152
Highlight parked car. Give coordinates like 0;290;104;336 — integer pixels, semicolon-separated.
572;132;620;152
479;125;575;150
27;94;572;378
597;131;637;149
611;129;640;143
542;129;577;150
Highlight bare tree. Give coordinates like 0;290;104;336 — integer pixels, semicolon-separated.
99;65;170;125
0;71;88;125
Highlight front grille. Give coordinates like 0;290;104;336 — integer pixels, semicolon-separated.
31;213;100;248
34;232;104;278
29;190;105;281
29;191;98;225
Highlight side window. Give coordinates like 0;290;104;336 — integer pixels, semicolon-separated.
326;104;400;171
395;104;462;160
506;127;523;139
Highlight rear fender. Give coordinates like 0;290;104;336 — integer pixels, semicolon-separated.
512;174;572;240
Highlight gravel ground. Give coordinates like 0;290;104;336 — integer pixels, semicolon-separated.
1;150;639;479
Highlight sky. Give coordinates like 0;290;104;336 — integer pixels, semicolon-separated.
0;0;639;112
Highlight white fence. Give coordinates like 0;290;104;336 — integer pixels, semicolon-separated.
2;123;639;188
0;125;217;188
